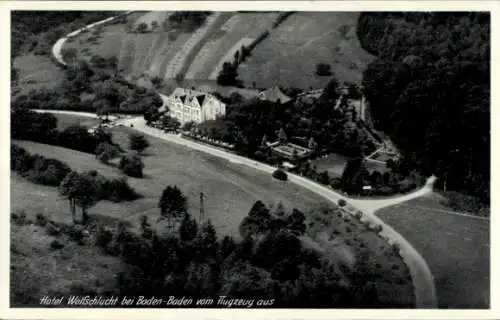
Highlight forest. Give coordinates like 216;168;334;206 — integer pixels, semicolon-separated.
357;12;490;203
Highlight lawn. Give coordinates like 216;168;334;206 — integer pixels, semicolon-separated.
12;54;64;97
11;222;126;306
184;12;279;80
54;113;101;130
238;12;375;90
376;193;490;308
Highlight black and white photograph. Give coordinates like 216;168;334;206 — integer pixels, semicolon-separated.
3;1;497;318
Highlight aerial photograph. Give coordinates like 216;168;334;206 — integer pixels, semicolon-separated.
9;9;490;310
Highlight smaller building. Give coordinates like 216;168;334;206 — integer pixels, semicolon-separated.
257;86;292;104
271;142;312;161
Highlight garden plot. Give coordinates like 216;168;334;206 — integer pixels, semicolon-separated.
238;12;375;89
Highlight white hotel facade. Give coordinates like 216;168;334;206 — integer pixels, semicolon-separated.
160;87;226;124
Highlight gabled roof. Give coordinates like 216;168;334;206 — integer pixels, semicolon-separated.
170;87;220;108
258;86;292;104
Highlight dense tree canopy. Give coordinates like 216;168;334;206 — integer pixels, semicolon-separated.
357;12;490;202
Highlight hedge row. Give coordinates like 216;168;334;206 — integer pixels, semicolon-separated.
11;144;140;202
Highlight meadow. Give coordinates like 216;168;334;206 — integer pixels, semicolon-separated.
11;221;126;306
238;12;375;89
12;126;334;238
12;54;64;97
376;194;490;308
184;12;279;80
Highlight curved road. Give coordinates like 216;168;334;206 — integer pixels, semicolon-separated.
48;13;438;308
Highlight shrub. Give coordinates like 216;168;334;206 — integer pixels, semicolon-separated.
11;210;27;225
95;142;120;164
373;224;383;233
354;211;363;219
108;177;141;201
315;63;332;76
119;155;144;178
272;169;288;181
50;239;65;250
35;213;48;227
67;225;85;242
338;199;347;207
46;222;61;236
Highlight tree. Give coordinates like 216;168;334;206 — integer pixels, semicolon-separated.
217;62;240;86
308;137;317;151
151;76;163;89
161;115;181;132
59;171;100;224
129;133;150;154
287;209;306;234
182;121;196;132
95;142;120;164
219;260;275;298
151;20;159;31
159;185;188;231
316;63;332;76
119;155;144;178
136;22;148;33
59;171;81;223
260;134;268;148
278;127;287;143
320;76;340;102
179;213;198;241
319;170;330;185
140;215;153;239
193;220;218;261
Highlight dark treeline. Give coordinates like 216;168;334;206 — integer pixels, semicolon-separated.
11;11;118;58
11;144;140;203
12;56;163;114
165;11;212;32
11;108;114;154
96;200;408;308
357;12;490;203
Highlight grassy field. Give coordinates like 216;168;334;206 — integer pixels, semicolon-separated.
376;193;490;308
11;222;126;306
12;127;335;238
12;54;64;97
238;12;375;89
185;12;279;80
54;113;101;130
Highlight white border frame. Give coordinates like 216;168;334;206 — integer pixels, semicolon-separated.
1;1;498;319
